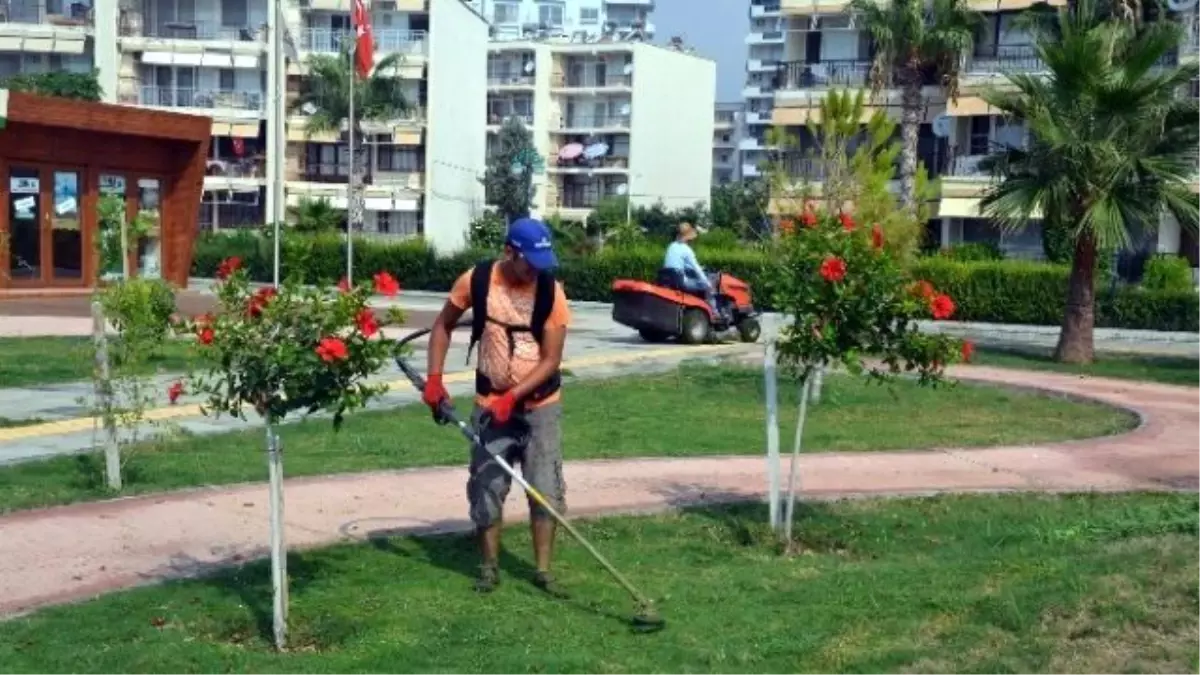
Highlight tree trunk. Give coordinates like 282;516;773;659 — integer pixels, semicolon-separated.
898;77;923;213
1054;233;1098;364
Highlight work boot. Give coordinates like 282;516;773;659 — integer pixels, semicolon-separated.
534;570;569;599
475;564;499;594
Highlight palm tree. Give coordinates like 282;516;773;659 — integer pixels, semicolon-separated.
293;49;411;232
287;196;346;233
979;0;1199;363
849;0;981;212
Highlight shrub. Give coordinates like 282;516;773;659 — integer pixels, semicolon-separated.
937;242;1004;262
190;232;1199;332
467;210;506;250
1141;254;1195;293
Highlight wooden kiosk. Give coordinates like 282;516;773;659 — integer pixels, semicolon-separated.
0;90;211;294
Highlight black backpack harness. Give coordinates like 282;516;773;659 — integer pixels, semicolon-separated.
466;260;562;403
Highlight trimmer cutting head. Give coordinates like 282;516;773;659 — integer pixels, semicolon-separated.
631;602;666;634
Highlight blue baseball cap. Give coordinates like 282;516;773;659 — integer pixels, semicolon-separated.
506;217;558;271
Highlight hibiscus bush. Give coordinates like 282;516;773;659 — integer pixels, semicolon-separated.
172;257;405;427
770;208;970;384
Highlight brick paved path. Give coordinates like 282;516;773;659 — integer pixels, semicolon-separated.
0;365;1195;617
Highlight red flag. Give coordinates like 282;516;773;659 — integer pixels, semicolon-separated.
351;0;374;78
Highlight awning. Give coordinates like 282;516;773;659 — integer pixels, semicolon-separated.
364;197;421;212
286;123;339;143
142;51;204;66
212;121;260;137
393;130;422;146
946;96;996;117
939;197;1043;219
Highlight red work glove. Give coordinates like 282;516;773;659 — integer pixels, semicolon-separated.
486;391;518;424
422;373;450;423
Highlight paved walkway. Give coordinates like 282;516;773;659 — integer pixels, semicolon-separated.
0;366;1195;618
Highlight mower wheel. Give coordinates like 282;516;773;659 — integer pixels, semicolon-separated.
680;309;712;345
737;317;762;343
638;328;670;343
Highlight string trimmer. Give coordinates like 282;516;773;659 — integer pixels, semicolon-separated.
394;324;666;633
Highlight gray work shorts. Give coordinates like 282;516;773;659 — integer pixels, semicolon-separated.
467;402;566;529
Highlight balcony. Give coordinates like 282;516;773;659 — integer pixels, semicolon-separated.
1185;15;1199;57
745;30;784;45
487;112;533;126
551;72;633;89
487;72;535;87
300;28;427;56
302;161;353;183
553;153;630;171
556;114;630;131
557;184;626;210
949;153;987;178
750;0;781;17
206;156;265;180
967;44;1043;74
0;0;92;27
714;110;738;127
775;59;871;90
136;19;262;41
140;86;264;112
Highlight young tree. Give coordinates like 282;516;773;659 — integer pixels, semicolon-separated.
481;117;541;224
850;0;981;212
293;50;410;233
979;0;1199;363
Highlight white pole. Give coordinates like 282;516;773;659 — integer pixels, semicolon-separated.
92;300;121;491
266;424;287;650
764;340;781;531
782;373;813;551
267;0;284;287
346;39;356;286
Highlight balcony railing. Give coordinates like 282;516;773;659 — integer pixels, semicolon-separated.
140;20;262;41
302;161;354;182
140;86;264;112
2;0;92;25
557;185;626;209
714;110;738;125
300;28;427;55
780;143;950;181
552;72;633;88
950;153;987;177
1185;15;1199;55
775;59;871;90
487;72;535;86
558;114;631;129
554;154;629;170
968;44;1043;73
206;157;265;179
488;112;533;125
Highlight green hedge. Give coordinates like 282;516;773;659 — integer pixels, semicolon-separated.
192;232;1198;332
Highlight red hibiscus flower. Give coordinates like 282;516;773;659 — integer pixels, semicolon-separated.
216;256;242;281
930;293;956;320
819;256;847;283
839;212;855;232
373;271;401;297
779;218;796;235
871;223;885;249
961;340;975;362
197;326;215;345
167;380;184;405
316;337;349;363
801;210;818;228
337;277;351;294
911;280;935;301
247;286;277;318
355;308;379;338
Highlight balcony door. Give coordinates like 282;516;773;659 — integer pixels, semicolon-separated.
4;164;88;287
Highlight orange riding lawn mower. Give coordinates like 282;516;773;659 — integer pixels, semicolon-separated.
611;269;762;344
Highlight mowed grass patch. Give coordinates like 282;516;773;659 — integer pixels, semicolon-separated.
0;337;196;388
971;346;1198;387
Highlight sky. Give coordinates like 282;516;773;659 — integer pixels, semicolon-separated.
654;0;748;103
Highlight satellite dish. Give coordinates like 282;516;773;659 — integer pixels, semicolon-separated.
615;183;628;196
932;114;952;139
523;60;535;74
622;62;634;75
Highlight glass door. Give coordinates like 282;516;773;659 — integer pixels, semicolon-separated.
50;169;84;282
7;166;42;284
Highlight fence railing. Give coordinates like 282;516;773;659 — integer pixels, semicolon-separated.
487;72;535;86
300;28;427;55
557;114;631;129
140;86;264;111
140;20;261;41
775;59;871;90
552;72;633;88
488;112;533;125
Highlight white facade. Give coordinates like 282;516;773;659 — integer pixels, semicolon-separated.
713;101;744;185
463;0;654;42
486;40;715;220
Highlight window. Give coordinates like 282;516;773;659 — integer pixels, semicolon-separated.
221;0;248;27
538;2;564;27
376;211;420;236
580;7;599;24
219;68;235;91
377;147;422;172
492;1;519;24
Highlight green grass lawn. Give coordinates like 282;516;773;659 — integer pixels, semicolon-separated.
0;367;1135;513
1;493;1195;673
972;346;1198;387
0;337;196;388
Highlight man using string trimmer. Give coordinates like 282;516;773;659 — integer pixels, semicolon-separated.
422;217;571;596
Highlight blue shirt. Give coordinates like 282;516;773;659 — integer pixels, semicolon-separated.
663;241;711;288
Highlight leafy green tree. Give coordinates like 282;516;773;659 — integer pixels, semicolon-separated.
979;0;1199;363
292;50;410;232
481;117;540;224
467;210;507;249
850;0;981;211
711;181;769;239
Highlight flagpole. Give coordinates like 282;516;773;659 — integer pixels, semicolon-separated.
346;35;356;287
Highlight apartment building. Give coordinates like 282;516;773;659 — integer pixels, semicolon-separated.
485;39;715;220
712;101;744;185
465;0;654;42
763;0;1199;266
